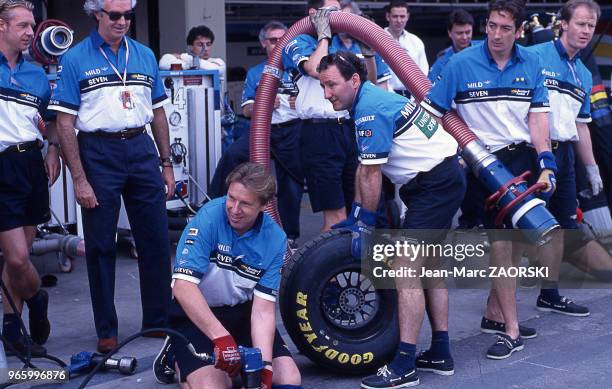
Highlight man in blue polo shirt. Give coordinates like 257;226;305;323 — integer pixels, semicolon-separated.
526;0;602;317
428;9;479;83
422;0;556;360
154;163;302;389
0;0;60;357
318;52;464;388
282;0;388;232
49;0;174;353
209;21;303;247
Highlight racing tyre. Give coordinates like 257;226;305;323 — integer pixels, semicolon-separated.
280;230;399;374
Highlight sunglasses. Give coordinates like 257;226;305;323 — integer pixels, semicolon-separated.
265;37;280;44
101;9;135;21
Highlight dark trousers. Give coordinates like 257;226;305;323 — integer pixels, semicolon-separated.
208;121;304;240
78;132;172;339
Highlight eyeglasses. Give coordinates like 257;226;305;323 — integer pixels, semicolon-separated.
101;9;135;21
265;37;280;44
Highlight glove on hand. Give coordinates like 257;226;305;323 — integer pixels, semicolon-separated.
261;367;273;389
537;168;557;201
585;164;603;197
311;7;334;41
212;335;241;377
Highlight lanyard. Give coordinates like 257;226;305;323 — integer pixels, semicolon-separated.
99;37;129;87
566;59;581;87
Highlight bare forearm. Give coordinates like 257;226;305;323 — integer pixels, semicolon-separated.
251;297;276;362
303;39;330;79
56;113;86;181
151;107;171;159
358;164;382;212
45;122;59;144
364;56;377;84
173;280;228;339
528;112;551;153
243;103;253;118
575;123;596;165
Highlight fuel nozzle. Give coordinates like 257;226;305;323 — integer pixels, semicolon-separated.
91;353;137;375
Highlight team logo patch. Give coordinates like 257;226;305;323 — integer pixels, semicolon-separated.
188;228;198;236
182;248;189;255
185;238;195;245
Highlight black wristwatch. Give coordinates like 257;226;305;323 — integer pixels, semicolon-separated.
160;157;172;167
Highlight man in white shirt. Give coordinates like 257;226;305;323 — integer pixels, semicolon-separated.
384;0;428;97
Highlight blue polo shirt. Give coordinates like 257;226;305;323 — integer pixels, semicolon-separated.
351;81;457;184
172;196;286;307
331;35;391;84
0;53;51;152
49;29;167;133
422;41;550;152
428;40;482;83
526;40;592;142
241;62;298;124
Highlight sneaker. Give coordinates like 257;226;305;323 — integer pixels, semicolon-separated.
415;351;454;375
5;336;47;357
28;289;50;345
361;365;419;388
480;317;537;339
153;336;176;384
536;295;590;317
486;334;524;360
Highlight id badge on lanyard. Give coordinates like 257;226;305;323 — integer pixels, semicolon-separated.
99;38;134;110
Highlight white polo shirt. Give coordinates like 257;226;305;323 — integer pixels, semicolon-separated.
384;27;429;91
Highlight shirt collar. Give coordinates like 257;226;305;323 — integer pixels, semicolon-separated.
350;81;368;116
384;27;407;38
554;39;577;62
90;27;127;50
482;39;524;66
0;51;25;69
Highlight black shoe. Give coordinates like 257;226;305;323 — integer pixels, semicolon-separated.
361;365;419;388
480;317;537;339
536;295;590;317
4;336;47;357
415;351;454;375
153;336;176;384
486;334;524;360
28;289;50;345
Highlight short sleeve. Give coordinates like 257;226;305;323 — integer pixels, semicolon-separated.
355;104;393;165
282;34;316;75
48;51;81;115
529;57;551;113
253;236;286;302
421;56;460;118
241;66;259;107
172;209;215;285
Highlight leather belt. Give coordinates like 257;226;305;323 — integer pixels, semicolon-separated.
0;140;41;154
305;117;349;125
89;127;146;140
271;119;300;129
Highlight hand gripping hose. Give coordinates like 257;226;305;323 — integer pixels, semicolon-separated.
250;12;558;245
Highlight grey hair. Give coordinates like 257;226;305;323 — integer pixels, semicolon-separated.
258;20;287;43
83;0;137;16
340;0;362;15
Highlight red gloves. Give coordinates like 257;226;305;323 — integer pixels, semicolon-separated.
261;367;273;389
212;335;241;376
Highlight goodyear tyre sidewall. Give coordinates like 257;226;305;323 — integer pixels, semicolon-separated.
280;230;399;374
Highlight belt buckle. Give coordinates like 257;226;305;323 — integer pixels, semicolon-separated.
16;143;26;152
507;143;516;151
337;117;343;125
119;131;128;140
552;141;559;150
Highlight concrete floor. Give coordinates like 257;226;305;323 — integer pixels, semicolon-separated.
2;200;612;388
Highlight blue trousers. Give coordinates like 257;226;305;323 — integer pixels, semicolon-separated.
209;121;303;240
78;132;172;339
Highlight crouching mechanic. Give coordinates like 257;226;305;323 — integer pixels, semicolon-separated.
154;162;302;389
319;52;465;388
